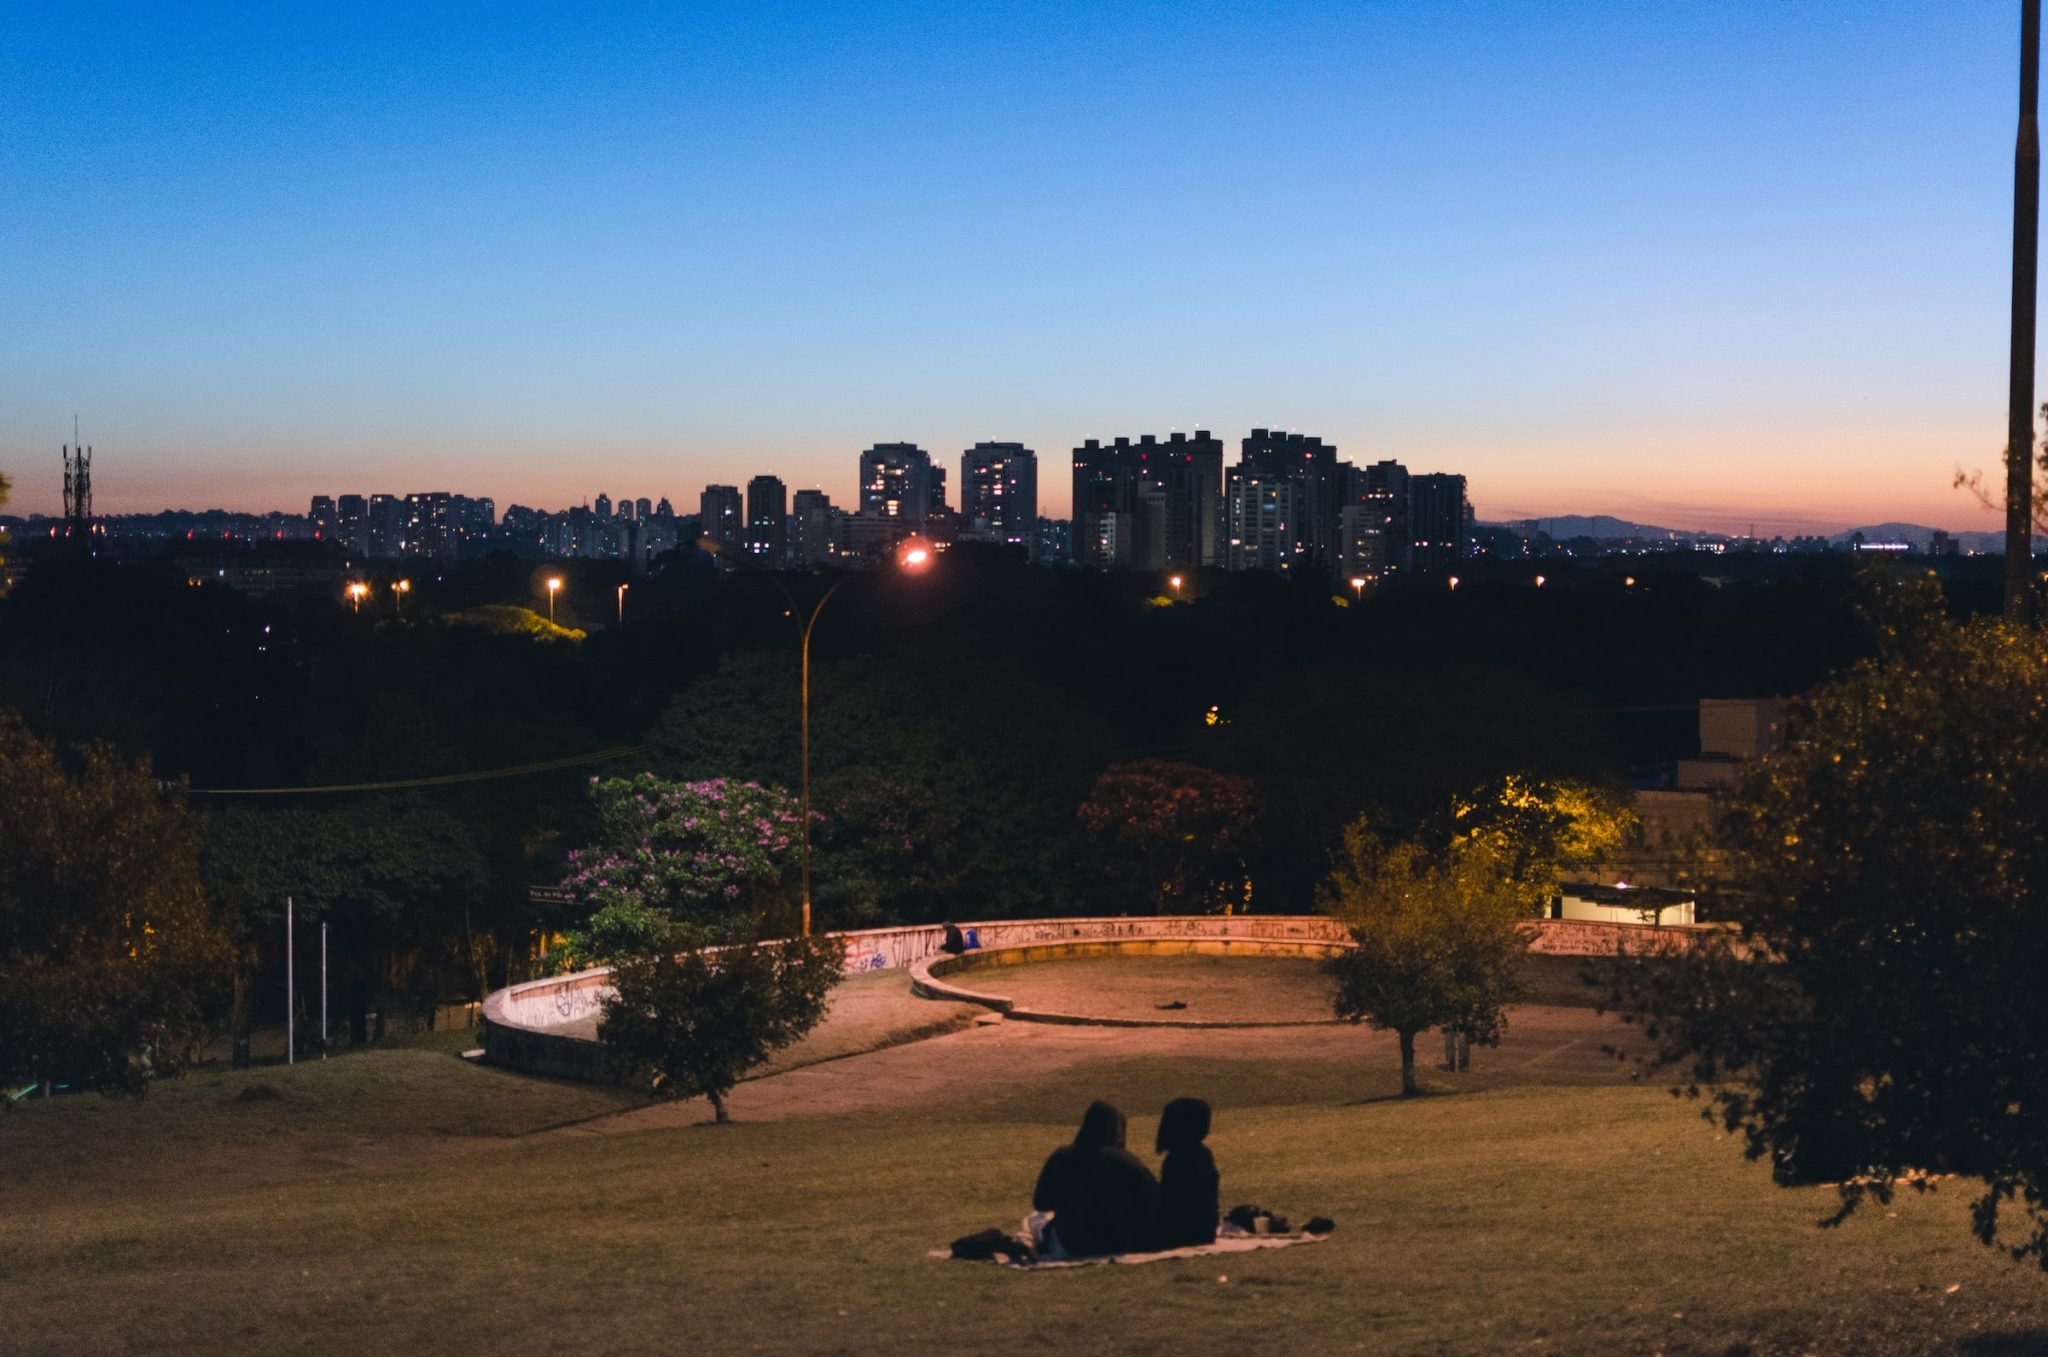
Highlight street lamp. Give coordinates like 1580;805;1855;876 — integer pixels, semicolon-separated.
1349;576;1367;600
346;581;368;613
546;576;562;625
392;578;411;611
616;582;628;624
1169;573;1184;596
1448;575;1461;591
768;536;935;936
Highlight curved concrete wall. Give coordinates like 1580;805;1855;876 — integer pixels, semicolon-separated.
479;913;1709;1082
913;936;1353;1028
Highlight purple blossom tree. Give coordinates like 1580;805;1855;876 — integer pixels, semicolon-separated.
560;774;805;964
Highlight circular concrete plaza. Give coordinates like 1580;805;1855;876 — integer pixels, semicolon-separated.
956;951;1339;1023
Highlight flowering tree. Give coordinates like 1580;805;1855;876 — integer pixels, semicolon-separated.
560;775;804;965
1078;760;1256;914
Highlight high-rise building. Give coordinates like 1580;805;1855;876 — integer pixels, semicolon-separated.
746;475;788;562
450;495;495;556
336;494;368;554
593;492;613;521
1239;429;1339;571
367;494;405;558
1408;473;1469;581
700;485;743;555
635;497;653;521
1035;517;1073;567
1225;466;1303;573
1070;431;1222;571
403;492;454;559
309;496;338;543
960;443;1038;555
655;497;674;520
858;443;934;532
790;489;838;565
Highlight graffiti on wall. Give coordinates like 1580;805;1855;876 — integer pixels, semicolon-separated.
488;913;1706;1033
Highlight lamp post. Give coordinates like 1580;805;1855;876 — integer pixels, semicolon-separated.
616;582;628;624
546;576;562;625
392;578;410;612
1169;573;1183;597
765;538;934;935
1349;576;1367;600
346;581;368;613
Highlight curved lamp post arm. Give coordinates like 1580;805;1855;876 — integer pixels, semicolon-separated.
756;570;856;936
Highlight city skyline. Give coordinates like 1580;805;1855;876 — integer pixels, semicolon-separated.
1;2;2033;534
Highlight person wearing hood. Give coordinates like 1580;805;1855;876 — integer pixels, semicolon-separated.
1152;1097;1220;1247
1031;1100;1158;1257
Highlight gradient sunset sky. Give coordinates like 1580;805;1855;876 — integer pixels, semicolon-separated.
0;2;2034;532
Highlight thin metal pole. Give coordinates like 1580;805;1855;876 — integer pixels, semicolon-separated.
286;897;294;1067
2010;0;2042;621
801;606;813;937
320;922;329;1058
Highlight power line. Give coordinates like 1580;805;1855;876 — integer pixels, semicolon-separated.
185;744;647;797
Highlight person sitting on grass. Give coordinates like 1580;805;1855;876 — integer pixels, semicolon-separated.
1031;1100;1158;1258
1152;1096;1220;1248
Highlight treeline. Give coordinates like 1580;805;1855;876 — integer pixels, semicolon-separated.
0;546;1887;1059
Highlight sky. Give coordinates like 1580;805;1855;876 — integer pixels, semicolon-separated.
0;1;2034;533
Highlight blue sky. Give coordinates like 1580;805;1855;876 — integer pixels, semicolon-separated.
0;1;2029;531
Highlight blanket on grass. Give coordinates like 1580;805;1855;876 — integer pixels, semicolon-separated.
933;1229;1329;1269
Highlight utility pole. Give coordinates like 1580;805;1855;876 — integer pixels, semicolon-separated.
2008;0;2041;622
286;897;295;1067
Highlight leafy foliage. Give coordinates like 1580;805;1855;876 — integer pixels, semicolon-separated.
1610;601;2048;1265
439;604;585;643
1451;774;1637;914
649;647;1104;925
0;715;233;1092
558;774;802;965
1077;759;1256;914
1322;821;1528;1095
599;928;840;1122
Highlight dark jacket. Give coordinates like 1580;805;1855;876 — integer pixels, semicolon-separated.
1153;1096;1219;1248
1156;1145;1220;1247
1033;1101;1158;1257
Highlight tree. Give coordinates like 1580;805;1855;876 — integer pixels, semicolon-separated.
1078;760;1256;914
558;774;802;966
1610;594;2048;1265
0;715;232;1093
201;796;489;1057
1322;823;1528;1096
1450;774;1637;915
647;647;1105;925
598;927;839;1122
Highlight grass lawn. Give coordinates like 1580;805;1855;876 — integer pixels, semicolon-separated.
7;1002;2048;1356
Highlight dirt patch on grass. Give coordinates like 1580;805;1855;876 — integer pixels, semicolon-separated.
960;952;1339;1022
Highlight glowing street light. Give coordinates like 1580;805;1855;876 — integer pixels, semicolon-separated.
766;540;936;935
1349;576;1367;600
1448;575;1461;591
1534;574;1547;588
546;576;563;625
392;578;411;611
616;582;629;624
346;581;369;613
1170;573;1184;596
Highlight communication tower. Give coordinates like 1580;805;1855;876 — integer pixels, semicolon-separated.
62;434;93;550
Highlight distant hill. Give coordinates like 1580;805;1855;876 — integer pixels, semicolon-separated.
1487;514;2021;552
1489;515;1699;542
